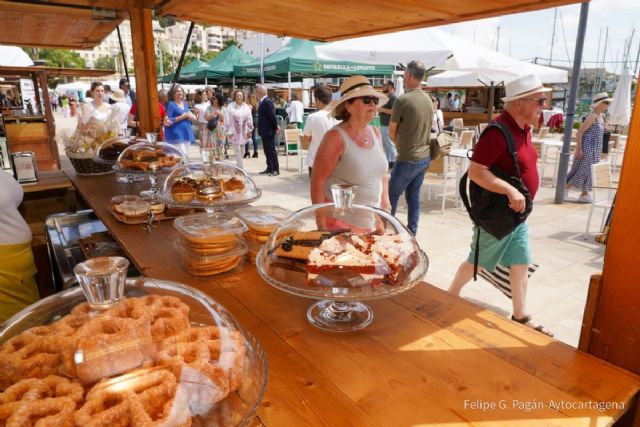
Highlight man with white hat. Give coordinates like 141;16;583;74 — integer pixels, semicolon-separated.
448;74;553;337
110;88;130;136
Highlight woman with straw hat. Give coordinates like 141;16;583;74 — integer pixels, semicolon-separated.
310;76;390;210
566;92;613;203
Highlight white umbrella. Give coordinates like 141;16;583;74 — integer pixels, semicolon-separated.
427;63;567;87
608;67;633;126
317;27;567;82
0;45;33;67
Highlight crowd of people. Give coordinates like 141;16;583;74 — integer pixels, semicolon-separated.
50;70;617;338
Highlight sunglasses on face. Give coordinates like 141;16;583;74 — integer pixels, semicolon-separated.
522;97;546;106
355;96;379;105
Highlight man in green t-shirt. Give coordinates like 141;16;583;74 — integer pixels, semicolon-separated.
388;60;433;235
378;81;397;170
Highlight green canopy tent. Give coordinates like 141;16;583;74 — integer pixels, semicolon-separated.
159;47;257;85
233;38;394;88
159;58;210;84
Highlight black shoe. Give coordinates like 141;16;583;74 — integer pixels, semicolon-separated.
259;169;271;175
224;154;229;159
252;152;258;158
243;152;250;158
269;171;280;176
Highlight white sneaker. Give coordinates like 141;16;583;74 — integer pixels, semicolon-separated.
577;194;592;203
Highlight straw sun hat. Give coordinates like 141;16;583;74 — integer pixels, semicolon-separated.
329;75;388;117
501;74;551;102
110;88;126;102
592;92;613;107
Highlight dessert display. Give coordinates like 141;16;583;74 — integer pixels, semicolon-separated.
235;206;293;265
0;277;267;426
110;194;141;213
119;200;151;219
114;142;187;173
96;136;147;163
77;231;125;259
257;187;428;332
163;163;261;208
173;212;248;276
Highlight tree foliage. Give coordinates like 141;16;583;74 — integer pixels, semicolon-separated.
184;44;204;64
27;48;86;68
94;55;116;71
222;39;242;50
202;51;219;62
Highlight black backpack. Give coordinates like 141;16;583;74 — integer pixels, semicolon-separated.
459;122;533;279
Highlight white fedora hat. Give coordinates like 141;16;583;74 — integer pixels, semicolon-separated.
110;88;126;102
328;75;388;117
501;74;551;102
592;92;613;107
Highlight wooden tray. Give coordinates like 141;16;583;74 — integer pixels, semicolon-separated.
108;206;175;225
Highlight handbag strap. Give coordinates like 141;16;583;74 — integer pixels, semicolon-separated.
482;121;522;178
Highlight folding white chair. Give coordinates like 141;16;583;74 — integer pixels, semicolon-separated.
458;130;474;149
423;155;459;214
284;128;302;171
585;162;615;237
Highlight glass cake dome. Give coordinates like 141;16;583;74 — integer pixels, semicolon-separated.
95;136;148;164
162;162;262;209
0;257;267;426
256;184;428;332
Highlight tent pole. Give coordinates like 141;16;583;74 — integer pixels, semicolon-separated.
288;72;292;101
205;76;208;86
487;83;495;122
555;1;589;204
232;76;236;90
117;26;130;84
171;22;195;90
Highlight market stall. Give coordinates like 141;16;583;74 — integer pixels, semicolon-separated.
0;66;113;172
44;169;640;425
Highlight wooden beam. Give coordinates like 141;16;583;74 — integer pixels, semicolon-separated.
128;0;159;135
38;71;60;170
586;76;640;375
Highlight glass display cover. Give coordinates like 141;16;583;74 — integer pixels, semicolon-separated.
0;265;267;426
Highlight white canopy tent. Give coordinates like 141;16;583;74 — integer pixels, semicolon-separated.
608;67;633;126
0;45;33;67
316;28;567;83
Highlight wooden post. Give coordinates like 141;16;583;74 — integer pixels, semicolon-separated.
128;0;159;135
584;77;640;375
38;71;59;170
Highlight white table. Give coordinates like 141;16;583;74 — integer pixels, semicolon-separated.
446;148;472;203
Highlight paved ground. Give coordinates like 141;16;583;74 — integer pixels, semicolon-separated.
56;113;611;348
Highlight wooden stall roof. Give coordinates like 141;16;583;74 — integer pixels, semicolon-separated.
0;1;124;49
0;66;114;78
156;0;585;41
5;0;584;45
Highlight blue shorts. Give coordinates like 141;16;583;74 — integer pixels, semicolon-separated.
466;222;531;271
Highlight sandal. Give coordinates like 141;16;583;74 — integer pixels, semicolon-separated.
511;315;554;337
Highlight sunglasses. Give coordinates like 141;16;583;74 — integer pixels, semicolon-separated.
355;96;379;105
522;97;546;106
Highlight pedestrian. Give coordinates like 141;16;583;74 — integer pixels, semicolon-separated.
565;92;613;203
302;85;339;176
255;84;280;176
193;89;210;146
286;93;304;129
110;89;130;136
245;93;259;158
224;89;253;169
378;81;398;170
311;76;390;210
448;74;552;337
432;97;444;133
164;84;196;157
387;60;433;235
203;92;226;161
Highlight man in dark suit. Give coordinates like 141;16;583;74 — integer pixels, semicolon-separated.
255;85;279;176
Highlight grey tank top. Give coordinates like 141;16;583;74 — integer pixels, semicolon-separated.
324;125;388;208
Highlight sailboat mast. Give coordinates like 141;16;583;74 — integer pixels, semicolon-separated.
549;8;558;66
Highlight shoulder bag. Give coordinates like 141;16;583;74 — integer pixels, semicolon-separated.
429;132;452;161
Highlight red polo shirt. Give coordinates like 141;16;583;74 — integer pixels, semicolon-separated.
471;111;540;199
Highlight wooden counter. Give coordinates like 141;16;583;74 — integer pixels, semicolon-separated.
67;170;640;426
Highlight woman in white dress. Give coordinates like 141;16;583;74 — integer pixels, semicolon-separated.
224;90;253;169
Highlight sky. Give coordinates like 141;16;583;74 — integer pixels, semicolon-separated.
438;0;639;74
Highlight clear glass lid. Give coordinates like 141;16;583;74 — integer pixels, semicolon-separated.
256;197;428;301
0;259;267;426
162;163;262;207
115;141;189;172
